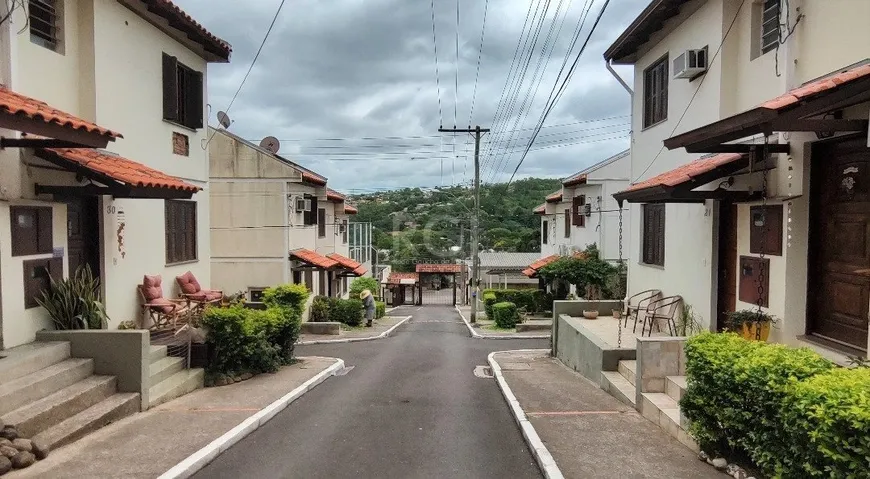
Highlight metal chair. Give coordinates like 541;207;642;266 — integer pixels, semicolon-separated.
641;295;683;337
624;289;661;333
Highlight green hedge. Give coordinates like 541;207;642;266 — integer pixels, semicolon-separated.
375;301;386;319
202;305;283;376
263;283;310;316
482;288;553;314
483;292;497;318
492;301;520;329
328;298;364;327
349;277;379;299
680;332;868;477
310;296;331;322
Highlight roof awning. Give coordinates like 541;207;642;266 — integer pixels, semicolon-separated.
34;148;200;199
533;203;546;215
387;272;418;285
289;249;339;270
545;191;562;203
613;153;768;205
563;173;587;187
416;263;463;274
327;252;367;276
0;88;122;149
344;205;358;215
522;254;560;278
664;63;870;153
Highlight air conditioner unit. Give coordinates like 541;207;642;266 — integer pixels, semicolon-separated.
673;49;708;79
582;204;592;217
295;197;311;213
339;223;347;234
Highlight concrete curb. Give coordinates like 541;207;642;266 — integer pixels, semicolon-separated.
158;357;346;479
455;306;550;340
487;350;565;479
295;315;412;345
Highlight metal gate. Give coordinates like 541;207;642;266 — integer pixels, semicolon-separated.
418;273;457;305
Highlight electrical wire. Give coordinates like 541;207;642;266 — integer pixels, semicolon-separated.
467;0;489;126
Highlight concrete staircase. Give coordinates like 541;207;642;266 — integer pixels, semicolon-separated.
147;345;204;408
601;359;697;452
0;342;139;450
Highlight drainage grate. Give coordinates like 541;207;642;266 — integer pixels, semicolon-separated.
334;365;355;376
473;365;493;378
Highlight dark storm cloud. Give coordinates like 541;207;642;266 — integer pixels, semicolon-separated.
176;0;649;192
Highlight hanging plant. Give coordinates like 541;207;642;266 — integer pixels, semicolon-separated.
726;309;776;342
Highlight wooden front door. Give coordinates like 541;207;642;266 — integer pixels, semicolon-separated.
65;197;101;278
717;202;738;331
808;135;870;351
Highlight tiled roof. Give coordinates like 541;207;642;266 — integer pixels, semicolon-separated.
141;0;231;61
416;263;464;273
39;148;200;192
545;191;563;203
0;88;122;140
761;64;870;111
327;253;367;275
302;171;327;186
344;205;358;214
387;272;419;284
533;203;546;214
521;268;536;277
617;153;743;195
528;254;560;271
563;173;587;187
327;189;346;202
476;252;543;270
290;249;339;269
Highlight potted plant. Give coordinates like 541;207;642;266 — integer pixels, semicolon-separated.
726;309;776;341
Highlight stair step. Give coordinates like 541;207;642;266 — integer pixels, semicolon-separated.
0;342;70;384
32;393;140;450
0;358;94;416
666;375;687;402
149;345;168;362
601;371;636;407
617;359;637;384
1;376;117;438
148;368;204;408
150;356;185;385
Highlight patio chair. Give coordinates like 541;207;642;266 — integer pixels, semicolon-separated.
641;295;683;337
624;289;661;333
175;271;223;311
138;274;190;330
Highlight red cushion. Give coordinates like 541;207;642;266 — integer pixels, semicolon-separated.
190;290;222;302
142;275;163;301
149;297;176;314
176;271;201;295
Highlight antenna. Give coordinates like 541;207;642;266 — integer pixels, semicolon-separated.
260;136;280;154
217;111;231;129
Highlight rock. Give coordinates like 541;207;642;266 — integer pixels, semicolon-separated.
240;372;253;380
0;456;11;475
698;451;709;462
0;439;9;448
205;377;214;387
214;376;229;387
0;446;17;458
30;439;49;460
11;439;31;452
712;458;728;470
0;428;17;441
0;418;4;430
11;451;35;469
233;376;241;383
733;470;747;479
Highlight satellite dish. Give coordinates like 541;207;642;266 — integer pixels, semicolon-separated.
217;111;231;129
260;136;280;154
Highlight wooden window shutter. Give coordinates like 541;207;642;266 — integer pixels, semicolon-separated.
318;208;326;237
572;196;581;226
342;219;348;244
564;209;571;238
162;53;179;122
37;207;53;254
578;195;586;227
185;69;204;129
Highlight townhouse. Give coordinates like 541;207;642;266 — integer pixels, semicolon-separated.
0;0;230;349
607;0;870;359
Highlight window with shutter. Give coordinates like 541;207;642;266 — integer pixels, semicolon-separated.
10;206;53;256
578;195;586;228
29;0;62;52
564;209;571;238
162;53;204;130
165;200;197;264
318;208;327;238
342;219;348;244
642;204;665;266
643;55;669;128
542;220;549;245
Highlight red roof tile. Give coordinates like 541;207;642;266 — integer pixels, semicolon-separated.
521;267;536;277
142;1;231;61
302;171;327;186
618;153;743;195
0;88;122;140
760;64;870;111
563;173;587;187
387;272;419;284
533;203;546;214
327;252;367;275
545;191;563;203
353;265;367;276
290;249;339;269
39;148;199;192
528;254;560;271
326;189;346;202
344;205;358;215
416;263;464;273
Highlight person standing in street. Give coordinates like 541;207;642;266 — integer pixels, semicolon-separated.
361;289;376;327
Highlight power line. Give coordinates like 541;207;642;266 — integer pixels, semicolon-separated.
430;0;444;126
467;0;489;125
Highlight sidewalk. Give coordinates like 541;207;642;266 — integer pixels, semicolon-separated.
490;351;717;479
297;315;411;344
457;306;551;339
8;357;341;479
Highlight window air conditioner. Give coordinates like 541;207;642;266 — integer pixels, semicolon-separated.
582;204;592;217
673;49;708;79
295;197;311;212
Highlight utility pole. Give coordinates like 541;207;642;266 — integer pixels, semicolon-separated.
438;125;489;322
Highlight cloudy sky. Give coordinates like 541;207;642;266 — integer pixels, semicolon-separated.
176;0;649;193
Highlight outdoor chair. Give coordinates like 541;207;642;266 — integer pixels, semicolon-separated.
138;274;190;330
641;295;683;337
175;271;223;311
624;289;661;333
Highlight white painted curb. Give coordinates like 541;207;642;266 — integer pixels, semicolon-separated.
488;350;565;479
158;357;346;479
455;305;550;340
295;315;412;345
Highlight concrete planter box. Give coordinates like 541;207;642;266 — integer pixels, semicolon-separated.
300;322;341;335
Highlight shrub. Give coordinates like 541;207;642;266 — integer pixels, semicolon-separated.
201;305;282;376
349;277;379;299
375;301;386;319
483;292;497;318
36;265;108;330
492;302;520;329
263;283;310;316
247;307;301;364
482;289;553;314
781;367;870;477
681;332;837;477
310;296;331;322
328;298;364;326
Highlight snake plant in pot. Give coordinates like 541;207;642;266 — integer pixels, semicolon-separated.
36;265;109;330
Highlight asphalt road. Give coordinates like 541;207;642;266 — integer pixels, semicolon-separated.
193;306;549;479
